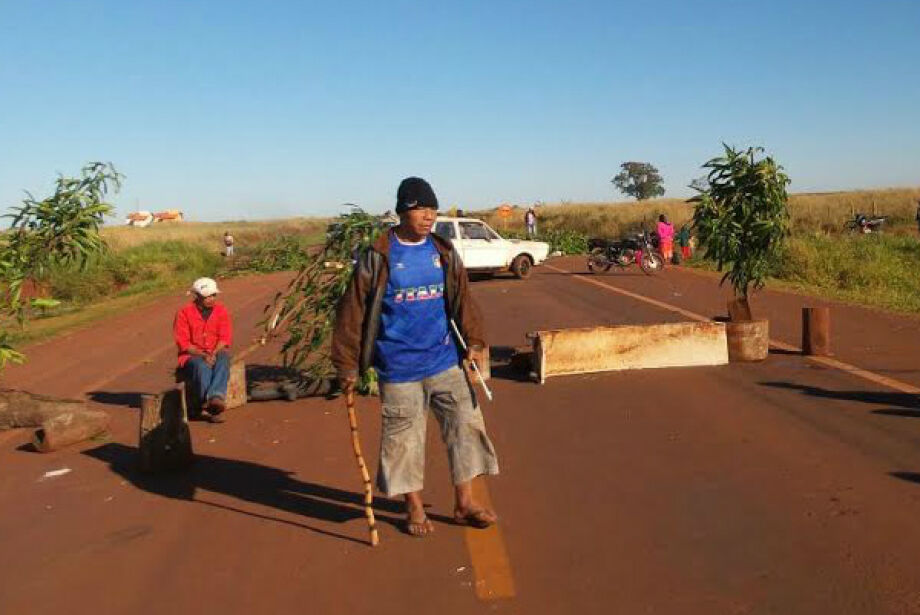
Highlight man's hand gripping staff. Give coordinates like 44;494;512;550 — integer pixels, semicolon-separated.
450;319;493;402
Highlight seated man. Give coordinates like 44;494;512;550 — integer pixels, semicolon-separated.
173;277;232;423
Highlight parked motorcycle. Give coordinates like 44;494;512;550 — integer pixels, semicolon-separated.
586;231;663;275
844;213;887;234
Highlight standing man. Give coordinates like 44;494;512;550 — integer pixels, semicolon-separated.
914;200;920;235
223;231;235;257
525;207;537;237
174;277;233;423
332;177;499;537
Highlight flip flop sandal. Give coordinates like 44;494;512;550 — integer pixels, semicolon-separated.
453;509;497;529
404;517;434;538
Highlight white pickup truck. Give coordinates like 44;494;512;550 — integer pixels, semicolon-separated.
432;216;550;279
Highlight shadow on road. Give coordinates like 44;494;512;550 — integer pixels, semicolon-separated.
83;442;450;544
760;381;920;412
872;409;920;419
538;271;648;277
246;364;303;383
768;347;802;357
88;391;143;409
488;346;535;383
890;471;920;485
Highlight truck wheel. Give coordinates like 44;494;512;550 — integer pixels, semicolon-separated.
511;255;533;279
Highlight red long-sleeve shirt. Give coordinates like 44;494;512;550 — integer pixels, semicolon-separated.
173;302;233;367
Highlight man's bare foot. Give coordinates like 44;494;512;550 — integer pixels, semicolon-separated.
453;506;498;529
404;492;434;538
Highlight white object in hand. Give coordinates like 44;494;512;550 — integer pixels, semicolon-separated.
449;320;493;401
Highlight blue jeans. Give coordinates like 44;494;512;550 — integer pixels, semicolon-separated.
185;352;230;411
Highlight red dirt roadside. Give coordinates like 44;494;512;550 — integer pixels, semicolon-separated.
3;263;920;613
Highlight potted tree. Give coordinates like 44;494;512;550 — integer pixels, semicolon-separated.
691;145;790;361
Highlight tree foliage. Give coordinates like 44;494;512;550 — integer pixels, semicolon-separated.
0;162;121;369
261;209;387;394
611;161;666;201
691;145;790;299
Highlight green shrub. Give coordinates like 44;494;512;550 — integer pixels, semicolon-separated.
698;232;920;313
238;234;312;273
503;228;589;255
43;240;221;305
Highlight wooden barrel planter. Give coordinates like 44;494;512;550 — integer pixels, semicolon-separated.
726;319;769;362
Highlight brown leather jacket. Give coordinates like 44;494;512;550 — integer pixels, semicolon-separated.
331;230;486;380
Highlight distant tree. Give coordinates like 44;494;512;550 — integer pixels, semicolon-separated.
611;162;665;201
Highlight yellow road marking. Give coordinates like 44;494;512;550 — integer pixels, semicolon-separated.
544;264;920;395
464;478;516;600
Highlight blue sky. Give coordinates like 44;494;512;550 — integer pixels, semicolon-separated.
1;0;918;221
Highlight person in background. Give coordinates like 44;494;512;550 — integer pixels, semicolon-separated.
915;200;920;235
223;231;235;257
173;277;233;423
656;214;675;265
677;224;692;262
525;207;537;237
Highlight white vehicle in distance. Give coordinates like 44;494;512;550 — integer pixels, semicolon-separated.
432;217;550;279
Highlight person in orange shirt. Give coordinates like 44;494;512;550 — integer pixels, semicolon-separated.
173;277;233;423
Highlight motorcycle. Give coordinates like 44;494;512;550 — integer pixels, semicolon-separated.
844;213;887;234
586;231;663;275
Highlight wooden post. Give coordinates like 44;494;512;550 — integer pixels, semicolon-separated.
226;361;247;409
802;307;831;356
138;386;193;472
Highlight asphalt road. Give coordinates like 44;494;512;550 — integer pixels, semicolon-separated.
2;260;920;614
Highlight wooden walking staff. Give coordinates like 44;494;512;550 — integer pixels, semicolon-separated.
345;388;380;546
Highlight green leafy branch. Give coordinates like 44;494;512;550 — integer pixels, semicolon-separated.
261;209;387;393
0;162;121;371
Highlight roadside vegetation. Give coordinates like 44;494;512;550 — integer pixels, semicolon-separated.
475;187;920;238
474;186;920;315
4;209;328;347
7;230;325;343
8;179;920;354
102;218;326;251
1;163;122;367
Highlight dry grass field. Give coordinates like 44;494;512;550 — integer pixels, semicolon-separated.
101;217;329;252
473;187;920;238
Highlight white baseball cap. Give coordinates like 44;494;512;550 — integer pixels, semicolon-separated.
191;277;220;297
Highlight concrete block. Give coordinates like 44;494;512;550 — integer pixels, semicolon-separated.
533;321;729;383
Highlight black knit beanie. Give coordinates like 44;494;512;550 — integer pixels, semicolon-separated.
396;177;439;213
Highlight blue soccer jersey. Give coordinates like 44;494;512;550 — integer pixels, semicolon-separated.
373;233;460;382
